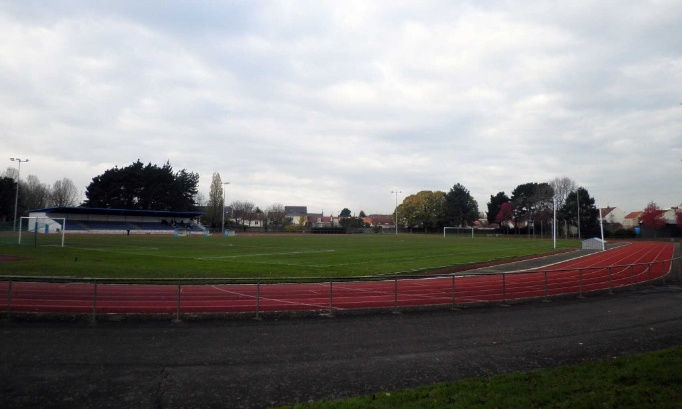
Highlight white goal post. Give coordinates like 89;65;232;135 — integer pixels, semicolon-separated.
443;226;474;238
19;217;66;247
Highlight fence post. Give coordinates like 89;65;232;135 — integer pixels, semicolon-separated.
393;276;398;310
629;264;635;290
542;271;550;302
174;284;182;322
608;267;613;295
501;273;508;306
661;260;666;285
91;280;98;323
328;280;334;317
648;263;653;287
255;279;261;320
5;279;12;320
451;275;457;310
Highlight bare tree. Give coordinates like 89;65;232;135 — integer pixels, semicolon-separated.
230;200;255;230
266;203;288;228
549;176;576;210
194;192;207;207
2;167;18;180
50;178;80;207
21;175;50;211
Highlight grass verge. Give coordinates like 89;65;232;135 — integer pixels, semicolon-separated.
277;345;682;409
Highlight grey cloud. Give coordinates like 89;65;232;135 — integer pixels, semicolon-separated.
3;1;682;214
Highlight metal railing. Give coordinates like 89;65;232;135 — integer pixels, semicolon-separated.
1;257;680;322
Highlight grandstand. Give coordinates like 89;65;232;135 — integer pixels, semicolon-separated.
28;207;206;235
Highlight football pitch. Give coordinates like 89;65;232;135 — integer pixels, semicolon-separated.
1;234;579;279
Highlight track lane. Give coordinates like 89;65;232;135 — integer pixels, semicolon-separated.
1;241;676;316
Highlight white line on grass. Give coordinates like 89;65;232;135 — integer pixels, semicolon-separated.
197;249;335;260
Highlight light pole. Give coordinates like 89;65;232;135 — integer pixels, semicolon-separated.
576;187;581;240
553;196;557;249
391;190;401;235
10;157;29;232
221;182;230;235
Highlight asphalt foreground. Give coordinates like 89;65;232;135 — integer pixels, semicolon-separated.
1;285;682;409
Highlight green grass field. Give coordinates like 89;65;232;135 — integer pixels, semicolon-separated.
278;345;682;409
0;233;579;279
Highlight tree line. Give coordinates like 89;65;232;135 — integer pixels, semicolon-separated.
395;177;603;237
3;160;679;236
0;160;199;225
0;161;617;239
0;171;80;225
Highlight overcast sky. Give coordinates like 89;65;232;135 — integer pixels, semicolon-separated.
2;1;681;215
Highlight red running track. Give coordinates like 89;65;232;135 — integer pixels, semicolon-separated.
0;241;676;317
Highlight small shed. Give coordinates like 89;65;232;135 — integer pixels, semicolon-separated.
582;237;606;250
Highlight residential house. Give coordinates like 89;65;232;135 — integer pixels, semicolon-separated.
600;207;626;227
663;207;681;225
307;213;336;228
285;206;307;218
285;206;308;227
365;214;395;230
622;211;642;229
242;211;265;228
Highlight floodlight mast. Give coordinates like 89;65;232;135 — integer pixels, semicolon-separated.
553;196;557;249
391;190;401;235
10;157;29;232
221;182;230;235
576;187;581;240
598;207;605;251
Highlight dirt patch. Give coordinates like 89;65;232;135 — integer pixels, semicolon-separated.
0;255;28;263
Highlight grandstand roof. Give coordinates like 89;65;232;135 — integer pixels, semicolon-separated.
29;207;204;218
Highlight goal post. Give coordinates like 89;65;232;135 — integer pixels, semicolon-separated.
19;217;66;247
443;226;474;238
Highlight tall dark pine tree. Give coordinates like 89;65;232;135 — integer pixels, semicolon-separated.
84;160;199;211
510;182;538;226
444;183;479;227
531;182;555;231
0;177;16;223
561;187;599;238
510;182;554;234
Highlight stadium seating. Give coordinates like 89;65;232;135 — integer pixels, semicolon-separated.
64;220;206;234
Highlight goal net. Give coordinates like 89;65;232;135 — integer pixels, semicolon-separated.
19;217;66;247
443;226;474;238
174;227;190;237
